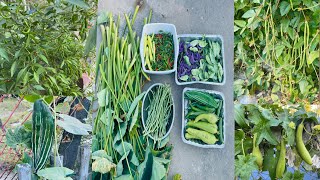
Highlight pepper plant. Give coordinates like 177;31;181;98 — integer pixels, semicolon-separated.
0;0;97;95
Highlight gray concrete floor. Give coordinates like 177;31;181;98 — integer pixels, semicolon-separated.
98;0;234;179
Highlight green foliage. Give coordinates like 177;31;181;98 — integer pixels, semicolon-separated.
5;126;32;148
235;154;259;180
0;0;96;95
234;0;320;103
234;103;319;179
37;167;74;180
57;114;92;135
282;170;304;180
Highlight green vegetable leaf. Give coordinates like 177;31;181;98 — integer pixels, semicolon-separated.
24;95;41;102
179;75;189;81
37;167;73;180
84;22;97;55
189;46;198;52
66;0;90;9
198;40;207;47
92;150;112;160
97;88;108;107
280;1;291;16
234;20;246;28
235;154;259;180
10;61;17;77
55;102;71;114
282;170;304;180
247;105;279;145
151;157;168;180
234;104;249;128
5;126;31;148
189;40;199;47
242;10;256;18
299;79;311;97
126;91;146;121
307;51;319;65
278;110;295;146
39;54;49;64
262;148;279;179
57;114;92;135
235;129;252;155
129;105;139;132
33;85;45;91
115;175;133;180
0;48;9;61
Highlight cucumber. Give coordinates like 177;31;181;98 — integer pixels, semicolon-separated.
32;100;54;173
185;90;218;108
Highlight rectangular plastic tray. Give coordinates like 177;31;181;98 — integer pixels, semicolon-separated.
140;23;179;74
181;87;226;148
175;34;226;85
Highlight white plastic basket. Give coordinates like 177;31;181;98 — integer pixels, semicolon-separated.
181;87;225;148
175;34;226;85
140;23;179;74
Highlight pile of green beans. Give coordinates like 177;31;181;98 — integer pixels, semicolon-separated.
144;84;173;141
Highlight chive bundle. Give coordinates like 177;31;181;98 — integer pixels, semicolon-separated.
144;84;173;141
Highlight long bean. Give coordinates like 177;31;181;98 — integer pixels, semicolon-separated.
144;84;173;142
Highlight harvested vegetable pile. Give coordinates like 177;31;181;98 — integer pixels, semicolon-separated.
143;84;173;143
184;90;224;145
177;37;224;83
92;7;173;179
144;31;174;71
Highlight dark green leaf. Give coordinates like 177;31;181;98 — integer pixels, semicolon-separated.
84;21;97;55
235;154;259;180
235;129;252;155
37;167;74;180
282;170;304;180
5;126;32;148
0;48;9;61
242;10;256;18
235;104;250;128
278;110;295;145
280;1;291;16
262;148;279;179
57;114;92;135
65;0;90;9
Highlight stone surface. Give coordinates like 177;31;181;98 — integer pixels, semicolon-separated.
98;0;234;179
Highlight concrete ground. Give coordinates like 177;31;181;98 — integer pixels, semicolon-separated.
98;0;234;179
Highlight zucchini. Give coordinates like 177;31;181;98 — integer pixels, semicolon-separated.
32;100;54;173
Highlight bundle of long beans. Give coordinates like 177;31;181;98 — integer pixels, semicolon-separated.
93;6;152;178
144;84;173;141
